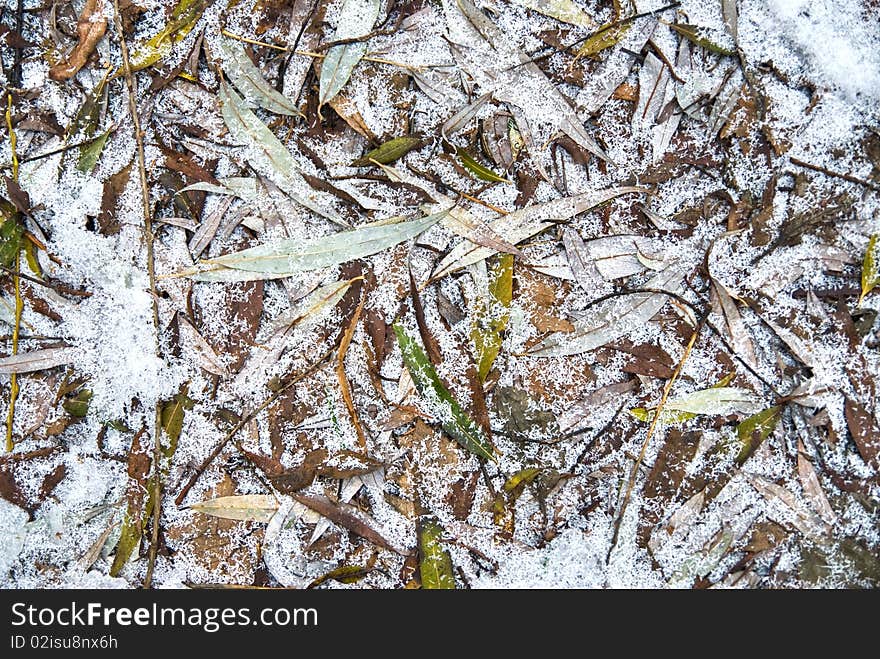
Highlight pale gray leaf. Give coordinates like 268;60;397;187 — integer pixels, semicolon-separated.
746;474;831;541
219;82;347;226
663;387;757;415
432;186;645;280
558;380;638;433
633;53;669;131
710;280;758;368
584;234;668;280
797;441;837;527
216;37;303;116
186;494;279;523
0;347;78;374
574;19;657;117
442;92;492;139
196;210;446;276
318;0;382;106
707;79;740;139
561;227;607;298
189;196;234;259
722;0;739;42
529;264;684;357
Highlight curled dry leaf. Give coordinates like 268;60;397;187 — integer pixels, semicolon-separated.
49;0;107;81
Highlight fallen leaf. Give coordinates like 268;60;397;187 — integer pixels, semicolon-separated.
187;494;279;523
318;0;381;107
418;517;455;589
216;37;303;116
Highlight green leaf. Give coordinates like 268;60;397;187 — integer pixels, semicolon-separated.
188;211;445;279
318;0;381;106
66;76;107;141
110;511;144;576
576;22;630;58
735;405;781;464
308;563;374;588
352;136;423;166
859;233;879;306
394;324;497;461
216;37;303;116
418;518;455;589
160;385;194;458
0;215;24;268
218;82;346;225
456;147;511;183
668;23;736;56
471;253;513;381
76;128;111;173
122;0;207;74
62;389;92;418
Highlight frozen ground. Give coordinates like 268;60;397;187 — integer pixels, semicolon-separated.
0;0;878;589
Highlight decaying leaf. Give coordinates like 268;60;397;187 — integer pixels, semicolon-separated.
0;347;78;374
512;0;596;28
110;428;152;576
48;0;107;81
736;406;782;464
631;386;757;425
121;0;207;74
395;324;497;461
668;23;736;56
352;136;423;166
844;398;880;471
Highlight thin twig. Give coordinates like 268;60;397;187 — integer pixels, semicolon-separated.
789;156;880;192
174;349;334;507
0;263;92;297
4;92;21;453
606;314;707;564
111;0;162;589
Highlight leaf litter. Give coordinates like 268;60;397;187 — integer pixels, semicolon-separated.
0;0;879;590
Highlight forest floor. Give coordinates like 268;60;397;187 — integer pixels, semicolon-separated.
1;0;879;589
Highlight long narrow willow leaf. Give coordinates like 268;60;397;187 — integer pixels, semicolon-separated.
472;254;513;381
121;0;207;74
187;495;280;523
219;82;346;225
432;186;644;280
318;0;381;106
184;211;446;280
418;518;455;589
394;324;497;461
512;0;597;28
858;233;879;306
216;37;303;116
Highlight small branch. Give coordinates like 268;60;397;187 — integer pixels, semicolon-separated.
607;314;707;563
789;156;880;192
174;350;334;507
0;263;92;297
111;0;162;589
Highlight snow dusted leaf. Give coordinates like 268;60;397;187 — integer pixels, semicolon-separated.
844;398;880;471
0;347;78;374
110;429;152;576
721;0;739;42
735;406;781;464
188;211;444;279
858;233;879;306
394;324;497;461
669;23;736;56
216;37;303;116
188;196;233;259
432;186;645;280
270;278;357;333
449;0;613;162
76;128;111;173
557;380;637;433
632;387;757;425
418;517;455;589
178;316;228;376
584;234;668;280
351;136;423;166
318;0;381;107
746;474;831;541
707;81;740;139
633;53;669;132
668;526;735;587
472;253;513;381
512;0;596;28
574;18;656;116
529;263;683;357
219;82;346;225
291;492;408;555
710;280;757;369
186;494;279;523
456;147;511;183
797;441;837;526
442;92;493;140
122;0;207;73
561;227;606;297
